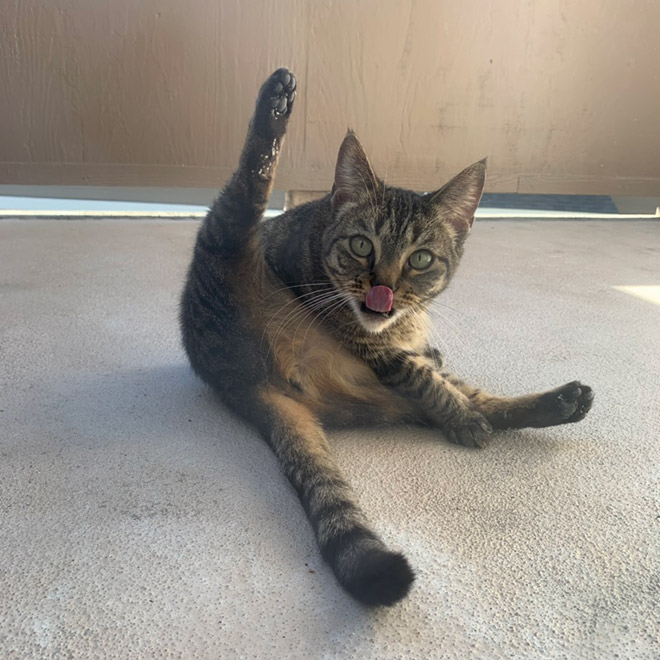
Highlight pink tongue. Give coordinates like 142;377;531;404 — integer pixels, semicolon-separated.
365;285;394;313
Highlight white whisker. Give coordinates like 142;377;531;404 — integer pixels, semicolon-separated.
260;286;337;345
268;290;347;361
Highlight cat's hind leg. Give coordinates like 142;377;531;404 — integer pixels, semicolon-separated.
247;385;414;606
203;68;297;254
444;375;594;432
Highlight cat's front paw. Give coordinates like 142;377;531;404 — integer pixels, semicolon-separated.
532;381;594;427
443;412;493;449
254;68;297;139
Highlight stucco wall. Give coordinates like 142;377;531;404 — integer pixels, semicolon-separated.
1;0;659;194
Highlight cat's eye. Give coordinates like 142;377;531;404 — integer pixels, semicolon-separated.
409;249;434;270
350;235;373;258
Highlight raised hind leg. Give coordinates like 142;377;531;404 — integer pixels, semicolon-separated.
201;68;297;255
443;374;594;435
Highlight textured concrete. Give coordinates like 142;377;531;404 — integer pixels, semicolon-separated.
1;218;659;659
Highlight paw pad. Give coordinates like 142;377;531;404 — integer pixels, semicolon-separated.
265;68;296;117
549;381;594;423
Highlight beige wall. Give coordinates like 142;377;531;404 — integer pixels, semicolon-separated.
1;0;659;195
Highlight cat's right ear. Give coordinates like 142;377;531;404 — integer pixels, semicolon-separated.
331;130;380;213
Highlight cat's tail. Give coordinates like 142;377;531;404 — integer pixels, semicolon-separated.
249;386;415;607
318;519;415;607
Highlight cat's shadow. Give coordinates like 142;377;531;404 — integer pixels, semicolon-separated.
62;362;558;452
56;363;564;626
53;363;395;623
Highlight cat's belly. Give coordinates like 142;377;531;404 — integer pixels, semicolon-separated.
263;307;412;423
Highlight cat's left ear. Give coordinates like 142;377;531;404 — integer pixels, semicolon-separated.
427;158;487;236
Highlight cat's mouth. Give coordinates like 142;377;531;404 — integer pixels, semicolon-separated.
360;302;395;319
352;299;401;333
346;285;400;332
337;282;401;332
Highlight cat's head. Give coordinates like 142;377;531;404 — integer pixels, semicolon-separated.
323;131;486;333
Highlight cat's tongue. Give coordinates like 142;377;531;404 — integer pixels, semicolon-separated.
365;285;394;313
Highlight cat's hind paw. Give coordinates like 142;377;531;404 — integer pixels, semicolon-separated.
543;381;594;424
255;68;297;139
526;381;594;428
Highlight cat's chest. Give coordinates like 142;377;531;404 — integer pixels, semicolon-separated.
270;318;378;402
258;284;427;413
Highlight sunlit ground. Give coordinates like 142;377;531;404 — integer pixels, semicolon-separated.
613;285;660;307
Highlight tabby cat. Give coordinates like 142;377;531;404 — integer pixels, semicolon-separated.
180;68;594;606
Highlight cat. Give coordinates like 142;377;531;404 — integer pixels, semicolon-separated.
180;68;594;606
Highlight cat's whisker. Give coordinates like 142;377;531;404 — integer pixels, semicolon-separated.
264;300;334;362
407;303;465;371
427;298;483;335
291;292;349;352
296;301;352;359
285;302;341;363
290;292;347;339
429;315;478;366
424;309;479;372
268;291;347;359
298;295;351;350
260;287;337;345
260;280;334;301
270;291;343;342
427;308;470;345
262;285;336;320
428;314;471;360
262;285;336;322
424;299;479;343
407;307;449;372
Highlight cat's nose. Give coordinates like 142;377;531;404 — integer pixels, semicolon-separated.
372;264;399;291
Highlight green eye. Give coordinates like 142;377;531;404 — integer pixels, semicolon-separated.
409;249;434;270
350;235;373;257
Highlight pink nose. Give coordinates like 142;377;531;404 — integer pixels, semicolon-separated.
365;285;394;313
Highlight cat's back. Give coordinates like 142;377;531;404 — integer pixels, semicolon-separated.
260;194;332;256
179;211;270;397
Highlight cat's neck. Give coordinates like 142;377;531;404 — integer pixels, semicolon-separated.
262;195;332;288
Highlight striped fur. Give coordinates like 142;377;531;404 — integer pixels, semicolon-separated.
180;68;594;606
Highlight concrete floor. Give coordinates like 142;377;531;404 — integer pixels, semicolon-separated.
1;218;659;658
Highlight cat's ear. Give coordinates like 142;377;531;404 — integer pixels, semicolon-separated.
331;130;380;212
428;158;487;236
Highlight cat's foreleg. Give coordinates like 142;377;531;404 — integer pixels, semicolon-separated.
367;351;494;448
252;385;414;606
